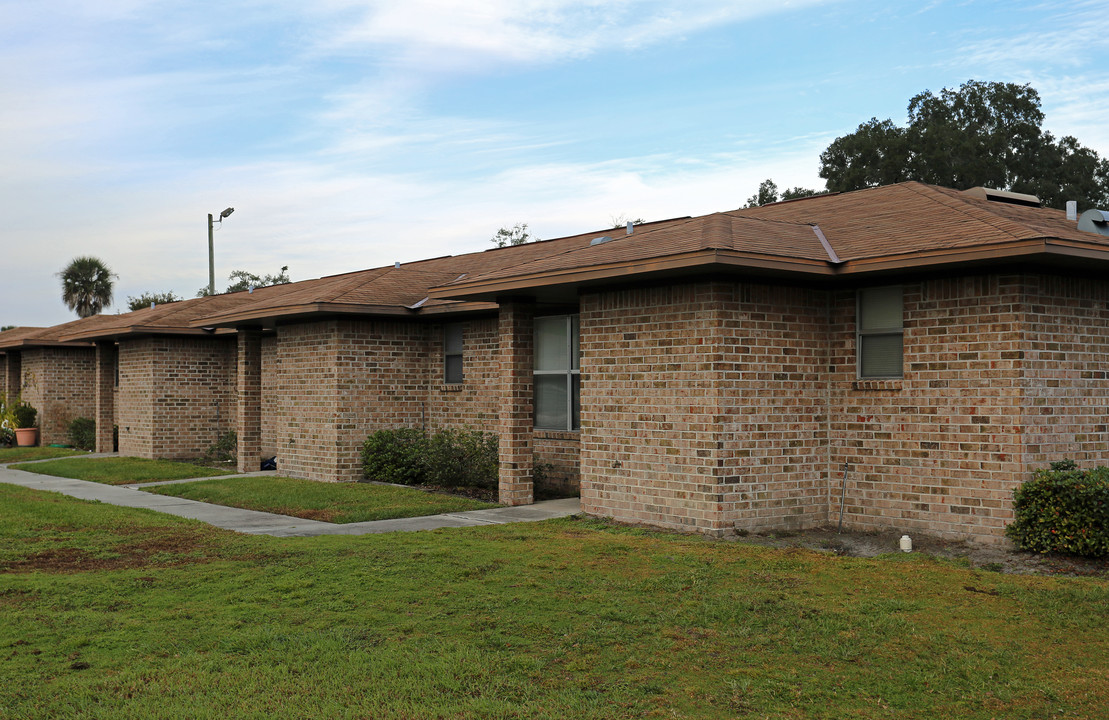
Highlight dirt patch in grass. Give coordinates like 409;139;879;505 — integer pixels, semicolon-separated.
413;483;500;503
736;524;1109;577
278;507;340;522
0;527;230;574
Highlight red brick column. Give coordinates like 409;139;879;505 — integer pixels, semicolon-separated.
236;329;262;474
498;302;534;505
94;342;115;453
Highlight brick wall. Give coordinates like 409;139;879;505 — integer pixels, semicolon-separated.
534;431;580;494
426;317;499;429
718;283;830;531
580;282;736;534
580;281;828;536
270;319;430;482
576;272;1109;542
2;353;19;398
825;273;1109;543
268;315;581;492
1020;274;1109;467
117;336;236;460
261;334;278;458
19;347;96;445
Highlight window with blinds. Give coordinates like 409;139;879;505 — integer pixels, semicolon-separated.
857;286;903;378
534;314;580;431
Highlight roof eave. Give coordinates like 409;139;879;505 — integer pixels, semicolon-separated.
428;249;836;302
58;326;238;342
0;339;95;350
190;302;428;328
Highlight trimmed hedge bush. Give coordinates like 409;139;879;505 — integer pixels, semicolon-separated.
425;427;498;489
361;427;498;489
68;417;96;451
1005;459;1109;557
362;428;430;485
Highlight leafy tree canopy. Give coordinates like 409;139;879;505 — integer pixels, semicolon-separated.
490;223;538;248
127;291;182;311
819;80;1109;209
59;256;115;318
743;179;820;208
197;266;291;297
0;326;14;332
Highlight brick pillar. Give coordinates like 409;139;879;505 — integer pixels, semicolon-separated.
498;301;535;505
4;352;20;398
236;329;262;474
94;342;116;453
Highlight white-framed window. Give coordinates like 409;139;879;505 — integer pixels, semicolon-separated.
534;314;579;431
857;285;903;378
444;323;463;384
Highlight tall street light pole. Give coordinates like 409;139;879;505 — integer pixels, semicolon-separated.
208;207;235;296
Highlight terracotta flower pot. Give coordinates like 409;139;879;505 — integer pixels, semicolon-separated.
14;428;37;447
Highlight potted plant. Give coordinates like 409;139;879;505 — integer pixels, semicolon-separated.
12;402;38;447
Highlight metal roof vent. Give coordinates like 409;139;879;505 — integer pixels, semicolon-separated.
1067;201;1078;221
590;235;614;246
963;186;1041;207
1078;209;1109;237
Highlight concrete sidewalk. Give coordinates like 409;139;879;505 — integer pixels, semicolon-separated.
0;460;579;537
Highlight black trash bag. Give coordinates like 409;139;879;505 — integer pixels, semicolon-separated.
260;456;277;471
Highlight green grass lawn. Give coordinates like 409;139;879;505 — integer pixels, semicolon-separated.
1;484;1107;719
143;476;500;523
0;446;85;464
10;456;230;485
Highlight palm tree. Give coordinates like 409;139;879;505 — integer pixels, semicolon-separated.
59;256;116;318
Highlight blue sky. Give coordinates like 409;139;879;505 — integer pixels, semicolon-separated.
3;0;1109;326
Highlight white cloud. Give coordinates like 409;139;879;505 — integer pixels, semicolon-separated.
319;0;839;69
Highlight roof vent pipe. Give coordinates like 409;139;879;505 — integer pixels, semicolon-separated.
1067;201;1078;221
626;221;634;235
963;186;1041;207
1078;209;1109;237
394;261;401;268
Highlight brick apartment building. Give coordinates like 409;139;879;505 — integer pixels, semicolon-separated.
4;181;1109;543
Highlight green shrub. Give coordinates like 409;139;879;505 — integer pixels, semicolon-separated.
205;431;237;463
1005;460;1109;557
12;403;36;429
361;427;498;489
424;427;498;489
68;417;96;451
361;428;430;485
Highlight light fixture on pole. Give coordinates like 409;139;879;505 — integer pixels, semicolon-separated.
208;207;235;296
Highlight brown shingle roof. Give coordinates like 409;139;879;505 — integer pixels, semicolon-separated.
57;292;262;341
429;182;1109;301
732;182;1104;261
190;216;694;327
0;319;96;349
24;182;1108;340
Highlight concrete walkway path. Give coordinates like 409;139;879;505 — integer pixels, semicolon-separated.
0;458;579;537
